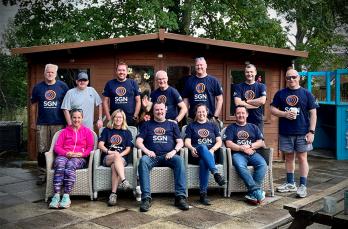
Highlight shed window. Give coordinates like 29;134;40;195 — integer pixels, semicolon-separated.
167;66;195;95
128;65;154;97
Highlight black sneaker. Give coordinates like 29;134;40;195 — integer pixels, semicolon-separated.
174;196;189;210
199;193;211;206
214;173;226;186
140;197;151;212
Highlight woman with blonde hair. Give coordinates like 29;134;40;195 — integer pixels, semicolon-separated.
98;109;133;206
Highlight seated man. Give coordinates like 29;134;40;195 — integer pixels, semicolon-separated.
136;102;189;212
224;105;267;204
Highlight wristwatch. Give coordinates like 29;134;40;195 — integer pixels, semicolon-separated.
309;130;315;134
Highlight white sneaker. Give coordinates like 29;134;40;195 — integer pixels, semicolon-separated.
276;183;297;193
296;184;307;198
134;185;141;202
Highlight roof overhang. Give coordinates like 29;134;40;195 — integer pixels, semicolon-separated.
11;29;308;58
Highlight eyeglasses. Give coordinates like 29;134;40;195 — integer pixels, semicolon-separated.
286;75;298;80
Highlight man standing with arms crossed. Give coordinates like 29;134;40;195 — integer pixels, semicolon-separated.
31;64;69;185
271;68;318;198
234;64;266;133
183;57;223;124
103;62;141;126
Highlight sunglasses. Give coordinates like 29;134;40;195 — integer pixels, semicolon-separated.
77;79;88;82
286;75;298;80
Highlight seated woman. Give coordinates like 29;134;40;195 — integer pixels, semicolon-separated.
49;109;94;209
184;104;226;205
98;109;133;206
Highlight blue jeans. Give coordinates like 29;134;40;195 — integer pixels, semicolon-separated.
138;154;187;200
232;152;267;192
194;145;218;193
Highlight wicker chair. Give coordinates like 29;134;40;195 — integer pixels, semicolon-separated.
136;149;187;195
92;126;138;199
226;146;274;197
45;129;97;202
181;125;228;197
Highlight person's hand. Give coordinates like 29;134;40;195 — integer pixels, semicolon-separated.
209;148;215;154
66;151;72;158
146;150;156;158
190;148;199;157
96;119;103;129
165;150;176;160
305;132;315;144
143;114;151;121
284;110;297;120
243;148;255;155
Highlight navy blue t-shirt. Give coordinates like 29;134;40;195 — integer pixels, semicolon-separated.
31;80;69;125
223;123;263;147
102;78;140;120
182;75;223;118
270;87;319;135
150;86;183;120
137;120;181;156
233;82;266;124
98;128;133;164
185;121;220;149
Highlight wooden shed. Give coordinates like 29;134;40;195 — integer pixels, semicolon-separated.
12;29;308;161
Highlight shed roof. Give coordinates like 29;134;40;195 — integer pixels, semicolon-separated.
11;29;308;58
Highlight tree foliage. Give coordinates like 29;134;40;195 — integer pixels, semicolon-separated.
266;0;348;70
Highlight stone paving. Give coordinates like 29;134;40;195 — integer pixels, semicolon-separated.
0;154;347;229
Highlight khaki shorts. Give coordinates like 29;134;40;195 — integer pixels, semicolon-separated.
36;125;64;153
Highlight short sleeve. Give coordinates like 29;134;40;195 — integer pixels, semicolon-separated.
185;124;193;139
31;85;39;103
125;130;134;147
173;122;181;140
102;81;111;97
61;90;72;110
233;83;242;98
98;128;108;143
213;78;223;96
270;90;281;108
260;83;267;97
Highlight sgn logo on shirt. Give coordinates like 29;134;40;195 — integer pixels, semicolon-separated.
198;128;213;144
44;90;58;107
244;90;255;100
237;130;251;145
153;127;167;142
194;83;207;101
110;134;123;145
115;87;128;103
157;95;167;103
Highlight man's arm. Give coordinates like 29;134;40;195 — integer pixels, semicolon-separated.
246;96;266;107
183;98;190;116
134;95;141;118
102;96;111;121
136;137;156;157
96;103;103;129
226;139;255;155
305;108;317;144
234;97;258;109
214;94;223;117
63;109;72;126
176;101;188;122
165;138;184;159
270;105;296;120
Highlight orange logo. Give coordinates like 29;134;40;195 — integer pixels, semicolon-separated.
154;127;166;135
286;95;299;106
45;90;56;100
237;130;249;140
198;129;209;138
157;95;167;103
195;83;206;93
244;90;255;100
110;134;122;145
115;87;127;96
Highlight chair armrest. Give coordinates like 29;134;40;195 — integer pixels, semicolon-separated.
181;148;189;168
257;147;273;166
137;148;142;158
88;151;94;169
93;149;101;169
132;147;137;166
226;147;233;171
45;151;54;170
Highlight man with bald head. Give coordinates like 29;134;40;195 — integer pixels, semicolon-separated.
270;68;318;198
145;70;187;123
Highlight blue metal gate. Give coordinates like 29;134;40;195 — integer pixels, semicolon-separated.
299;69;348;160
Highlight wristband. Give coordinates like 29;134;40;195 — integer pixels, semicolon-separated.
213;116;219;119
309;130;315;134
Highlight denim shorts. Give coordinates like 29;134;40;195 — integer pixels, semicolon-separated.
102;155;127;167
279;134;313;153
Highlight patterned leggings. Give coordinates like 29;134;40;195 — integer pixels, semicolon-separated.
53;156;87;194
